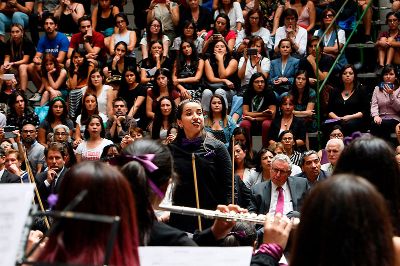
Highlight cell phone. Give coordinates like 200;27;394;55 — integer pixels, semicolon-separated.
212;34;223;40
247;48;258;55
4;125;16;139
2;74;15;81
380;82;394;90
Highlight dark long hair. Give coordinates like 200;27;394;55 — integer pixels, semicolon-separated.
41;53;62;78
290;70;311;105
146;18;163;45
86;68;105;93
120;139;176;245
180;20;197;41
205;94;228;127
8;91;28;114
339;64;359;91
217;0;233;12
249;72;268;96
213;13;231;36
118;65;141;99
176;41;199;72
244;9;263;36
80;92;100;126
45;97;69;124
320;8;338;31
68;48;90;79
83;114;106;140
151;96;176;140
143;40;164;68
334;136;400;234
38;161;140;265
291;174;394;266
151;68;173;98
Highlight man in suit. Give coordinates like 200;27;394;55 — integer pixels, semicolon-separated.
248;154;309;215
295;150;329;186
0;148;21;183
35;142;68;209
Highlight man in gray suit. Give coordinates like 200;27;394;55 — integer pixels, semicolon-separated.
248;154;309;215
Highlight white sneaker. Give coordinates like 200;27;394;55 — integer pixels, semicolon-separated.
29;93;41;102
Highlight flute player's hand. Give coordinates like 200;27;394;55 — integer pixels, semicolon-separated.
211;204;248;240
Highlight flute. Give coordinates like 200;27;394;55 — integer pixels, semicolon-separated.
158;205;270;225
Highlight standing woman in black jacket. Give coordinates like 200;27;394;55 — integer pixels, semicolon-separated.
168;99;233;233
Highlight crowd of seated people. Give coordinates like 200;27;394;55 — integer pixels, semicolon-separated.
3;1;400;265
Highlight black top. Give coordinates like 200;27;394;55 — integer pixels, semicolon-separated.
5;37;36;62
107;56;137;76
95;9;115;32
298;54;334;80
169;136;233;233
6;108;39;130
179;5;213;33
327;85;370;118
243;88;277;112
267;115;306;143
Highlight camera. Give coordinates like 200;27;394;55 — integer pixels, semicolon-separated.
3;125;16;139
247;48;258;55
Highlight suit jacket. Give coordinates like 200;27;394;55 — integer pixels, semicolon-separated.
0;169;21;183
269;56;300;85
247;176;309;214
35;167;68;208
294;170;329;186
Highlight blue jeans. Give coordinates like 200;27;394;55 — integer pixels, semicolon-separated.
0;12;29;35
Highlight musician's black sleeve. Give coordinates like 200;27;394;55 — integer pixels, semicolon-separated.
192;228;219;246
250;253;280;266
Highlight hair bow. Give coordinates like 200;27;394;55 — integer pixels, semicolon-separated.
121;154;159;172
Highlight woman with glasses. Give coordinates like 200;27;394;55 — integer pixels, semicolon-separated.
109;13;137;57
376;12;400;69
140;18;170;60
235;10;272;54
171;20;204;56
268;95;306;149
241;73;277;148
274;8;308;57
278;129;303;166
313;8;348;72
146;0;179;43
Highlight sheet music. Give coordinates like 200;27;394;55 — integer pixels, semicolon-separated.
139;246;253;266
0;184;34;266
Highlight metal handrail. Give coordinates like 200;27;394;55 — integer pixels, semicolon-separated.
315;0;374;147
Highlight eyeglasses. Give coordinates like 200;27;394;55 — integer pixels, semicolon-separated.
388;19;398;23
55;132;67;136
330;133;344;138
324;14;334;19
254;80;265;84
151;24;160;28
271;167;289;174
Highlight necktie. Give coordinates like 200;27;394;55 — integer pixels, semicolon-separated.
275;187;284;214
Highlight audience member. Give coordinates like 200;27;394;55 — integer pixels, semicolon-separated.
321;138;344;175
140;40;173;84
0;147;20;183
172;40;204;101
244;148;275;189
171;20;204;56
203;14;237;53
18;123;45;175
105;97;136;143
274;8;307;57
6;91;39;129
295;150;328;186
140;18;170;60
92;0;119;45
54;0;84;35
149;96;176;142
109;13;136;57
213;0;244;32
5;148;28;182
75;114;113;162
146;0;180;42
370;64;400;144
0;0;34;42
204;94;237;147
376;12;400;69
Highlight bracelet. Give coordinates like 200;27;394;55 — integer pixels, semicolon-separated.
254;243;283;260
